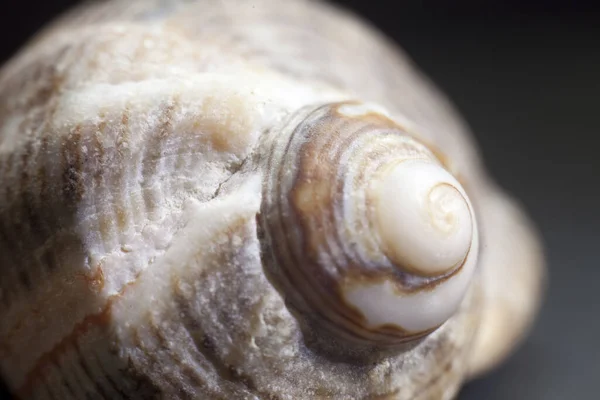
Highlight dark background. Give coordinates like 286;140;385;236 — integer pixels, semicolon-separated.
1;1;598;399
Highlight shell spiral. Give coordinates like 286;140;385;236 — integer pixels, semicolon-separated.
260;102;479;358
0;0;545;399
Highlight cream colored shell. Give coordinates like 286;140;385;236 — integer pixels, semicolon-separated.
0;0;545;399
259;102;480;360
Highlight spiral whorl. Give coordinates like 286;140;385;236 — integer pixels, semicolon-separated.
371;160;473;277
259;102;479;358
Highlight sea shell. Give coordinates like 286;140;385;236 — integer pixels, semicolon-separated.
0;0;545;399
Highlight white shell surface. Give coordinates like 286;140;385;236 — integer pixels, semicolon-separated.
343;223;479;332
373;160;474;276
0;0;545;398
341;159;478;332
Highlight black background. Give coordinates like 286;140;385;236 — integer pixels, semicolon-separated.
1;1;599;399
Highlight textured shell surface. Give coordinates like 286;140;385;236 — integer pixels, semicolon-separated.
0;0;545;399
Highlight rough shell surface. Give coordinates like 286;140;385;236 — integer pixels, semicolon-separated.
0;0;545;399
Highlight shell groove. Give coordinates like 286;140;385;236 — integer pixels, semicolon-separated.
259;102;479;360
0;0;545;398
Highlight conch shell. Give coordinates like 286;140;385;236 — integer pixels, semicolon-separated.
0;0;545;399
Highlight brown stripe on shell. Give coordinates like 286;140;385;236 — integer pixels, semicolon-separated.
0;44;67;132
261;104;419;354
171;292;238;388
91;107;134;254
50;354;77;399
16;308;111;398
1;151;15;204
40;369;60;400
171;282;264;400
19;129;43;241
61;125;86;204
143;300;258;399
260;102;472;359
2;80;257;395
61;344;102;399
88;115;113;257
0;150;22;305
129;327;190;399
15;273;142;398
149;318;208;391
0;97;64;306
85;347;128;400
293;113;432;339
140;99;177;216
115;110;133;234
164;213;285;400
92;117;107;190
285;125;418;344
15;137;43;293
37;133;54;251
0;236;89;357
330;103;456;176
93;343;147;398
0;43;69;298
